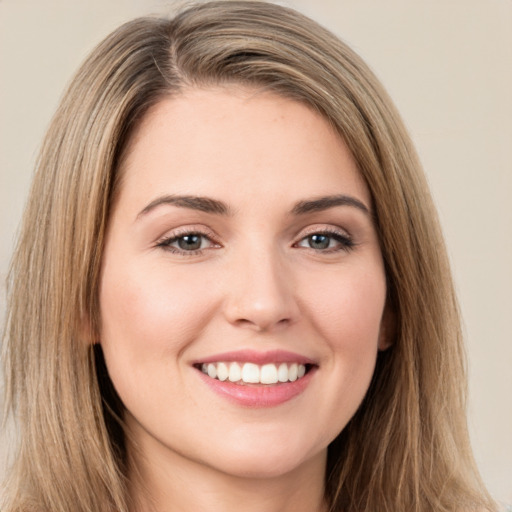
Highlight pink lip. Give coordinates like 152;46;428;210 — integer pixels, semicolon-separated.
193;349;316;366
196;368;316;408
192;350;318;408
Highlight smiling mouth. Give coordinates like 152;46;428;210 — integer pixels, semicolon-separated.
195;362;313;385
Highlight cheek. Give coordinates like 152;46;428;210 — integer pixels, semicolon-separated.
300;262;386;415
301;266;386;438
98;258;217;376
304;265;387;351
97;259;220;424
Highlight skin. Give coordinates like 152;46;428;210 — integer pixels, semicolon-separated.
99;87;390;512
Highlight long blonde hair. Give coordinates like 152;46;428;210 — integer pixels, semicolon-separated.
2;2;496;511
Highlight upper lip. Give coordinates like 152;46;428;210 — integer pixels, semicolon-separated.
193;349;317;366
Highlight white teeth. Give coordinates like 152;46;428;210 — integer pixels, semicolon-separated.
260;364;278;384
241;363;260;383
216;362;229;381
207;363;217;379
277;363;289;382
228;362;241;382
200;361;308;384
288;363;298;382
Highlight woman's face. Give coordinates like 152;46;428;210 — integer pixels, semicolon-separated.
99;87;389;481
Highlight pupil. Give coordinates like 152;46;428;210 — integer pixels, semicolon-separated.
178;235;201;250
309;234;330;249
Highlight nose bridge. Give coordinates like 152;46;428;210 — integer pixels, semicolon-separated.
223;239;298;331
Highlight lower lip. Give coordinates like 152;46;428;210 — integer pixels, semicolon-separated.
196;368;315;408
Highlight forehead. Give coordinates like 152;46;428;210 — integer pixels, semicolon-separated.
115;86;370;214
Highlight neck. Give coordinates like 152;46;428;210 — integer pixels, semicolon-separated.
127;440;328;512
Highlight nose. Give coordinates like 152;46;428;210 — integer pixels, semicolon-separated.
222;246;299;332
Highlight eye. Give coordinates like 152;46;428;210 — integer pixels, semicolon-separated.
296;231;354;252
157;231;218;254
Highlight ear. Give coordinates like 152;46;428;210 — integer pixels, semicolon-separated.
378;301;396;351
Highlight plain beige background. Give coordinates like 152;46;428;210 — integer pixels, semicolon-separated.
1;0;511;505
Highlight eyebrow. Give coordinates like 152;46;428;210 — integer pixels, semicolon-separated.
137;195;231;218
137;193;370;220
291;195;371;216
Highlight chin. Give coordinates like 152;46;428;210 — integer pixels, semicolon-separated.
199;435;327;480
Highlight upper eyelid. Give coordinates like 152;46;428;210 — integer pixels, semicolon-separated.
293;224;355;248
294;224;351;239
155;231;221;255
156;225;351;242
155;224;351;243
155;225;219;244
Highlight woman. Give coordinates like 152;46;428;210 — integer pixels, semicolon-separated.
1;1;497;511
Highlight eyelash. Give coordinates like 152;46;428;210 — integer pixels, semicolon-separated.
156;228;220;256
293;228;355;253
156;227;355;256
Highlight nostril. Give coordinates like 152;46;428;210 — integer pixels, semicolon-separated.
233;316;292;332
234;318;256;328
